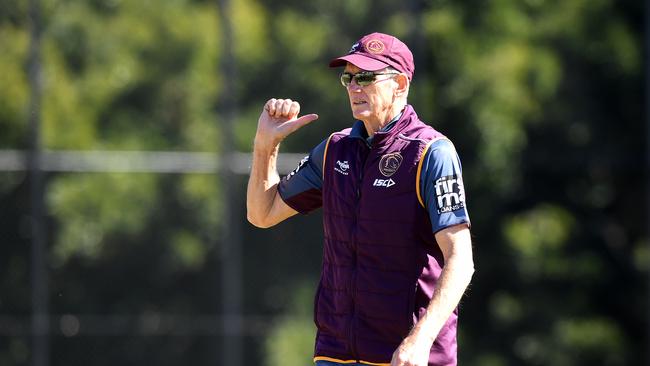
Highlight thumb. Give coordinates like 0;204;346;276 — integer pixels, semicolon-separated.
283;113;319;134
295;113;319;126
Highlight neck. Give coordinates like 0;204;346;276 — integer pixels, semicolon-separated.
363;101;407;137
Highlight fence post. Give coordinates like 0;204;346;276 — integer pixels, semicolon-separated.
28;0;49;365
216;0;243;364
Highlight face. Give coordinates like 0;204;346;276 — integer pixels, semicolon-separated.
343;64;401;127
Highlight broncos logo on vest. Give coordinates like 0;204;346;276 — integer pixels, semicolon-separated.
378;152;403;177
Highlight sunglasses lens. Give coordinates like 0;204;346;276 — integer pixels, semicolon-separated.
355;72;375;86
341;72;388;87
341;73;352;86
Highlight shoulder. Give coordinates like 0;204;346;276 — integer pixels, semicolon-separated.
321;127;355;167
407;118;454;155
327;127;353;143
423;138;460;168
402;115;446;142
428;138;456;155
336;127;353;136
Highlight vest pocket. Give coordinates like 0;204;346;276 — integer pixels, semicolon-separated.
409;281;419;327
313;281;323;329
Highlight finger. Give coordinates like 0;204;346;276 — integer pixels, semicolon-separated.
288;101;300;119
281;113;319;134
265;98;277;116
273;99;288;118
272;99;283;118
281;99;293;117
270;99;280;118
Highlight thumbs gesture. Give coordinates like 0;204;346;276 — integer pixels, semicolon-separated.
255;98;319;151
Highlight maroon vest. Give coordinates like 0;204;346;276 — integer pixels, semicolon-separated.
314;106;458;366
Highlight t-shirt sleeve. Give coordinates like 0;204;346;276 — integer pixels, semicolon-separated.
277;138;326;214
420;139;471;233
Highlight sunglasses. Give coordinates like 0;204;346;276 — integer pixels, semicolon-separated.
340;71;400;87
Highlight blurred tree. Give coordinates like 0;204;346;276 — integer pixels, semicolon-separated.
264;281;317;366
0;0;645;365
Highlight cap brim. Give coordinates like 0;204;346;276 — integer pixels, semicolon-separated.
329;54;390;71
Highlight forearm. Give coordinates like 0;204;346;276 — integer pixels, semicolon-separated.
246;141;282;227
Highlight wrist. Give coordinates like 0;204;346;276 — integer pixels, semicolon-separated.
253;135;280;155
407;323;436;347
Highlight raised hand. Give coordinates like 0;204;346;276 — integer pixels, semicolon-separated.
254;98;319;151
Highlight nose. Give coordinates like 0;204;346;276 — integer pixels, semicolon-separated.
347;80;363;92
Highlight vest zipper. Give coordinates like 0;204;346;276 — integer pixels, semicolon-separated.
350;140;369;361
350;245;358;361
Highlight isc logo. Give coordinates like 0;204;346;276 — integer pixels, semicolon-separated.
373;178;395;188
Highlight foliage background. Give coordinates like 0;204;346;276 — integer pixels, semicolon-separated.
0;0;646;365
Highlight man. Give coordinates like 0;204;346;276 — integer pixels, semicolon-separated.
247;32;474;366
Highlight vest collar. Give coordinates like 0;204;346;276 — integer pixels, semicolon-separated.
371;105;416;146
349;105;415;147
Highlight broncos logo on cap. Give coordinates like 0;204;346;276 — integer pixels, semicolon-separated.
365;39;385;54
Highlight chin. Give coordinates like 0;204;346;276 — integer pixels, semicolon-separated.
351;108;371;120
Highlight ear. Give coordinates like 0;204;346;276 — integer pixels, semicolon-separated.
394;74;409;97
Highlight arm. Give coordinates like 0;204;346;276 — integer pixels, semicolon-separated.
391;223;474;366
246;98;319;228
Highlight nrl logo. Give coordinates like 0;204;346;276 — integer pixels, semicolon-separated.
349;42;361;53
378;153;403;177
335;160;350;175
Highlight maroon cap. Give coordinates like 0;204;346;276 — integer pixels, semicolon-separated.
329;32;415;80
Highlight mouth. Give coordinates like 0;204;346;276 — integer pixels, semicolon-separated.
352;100;367;106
